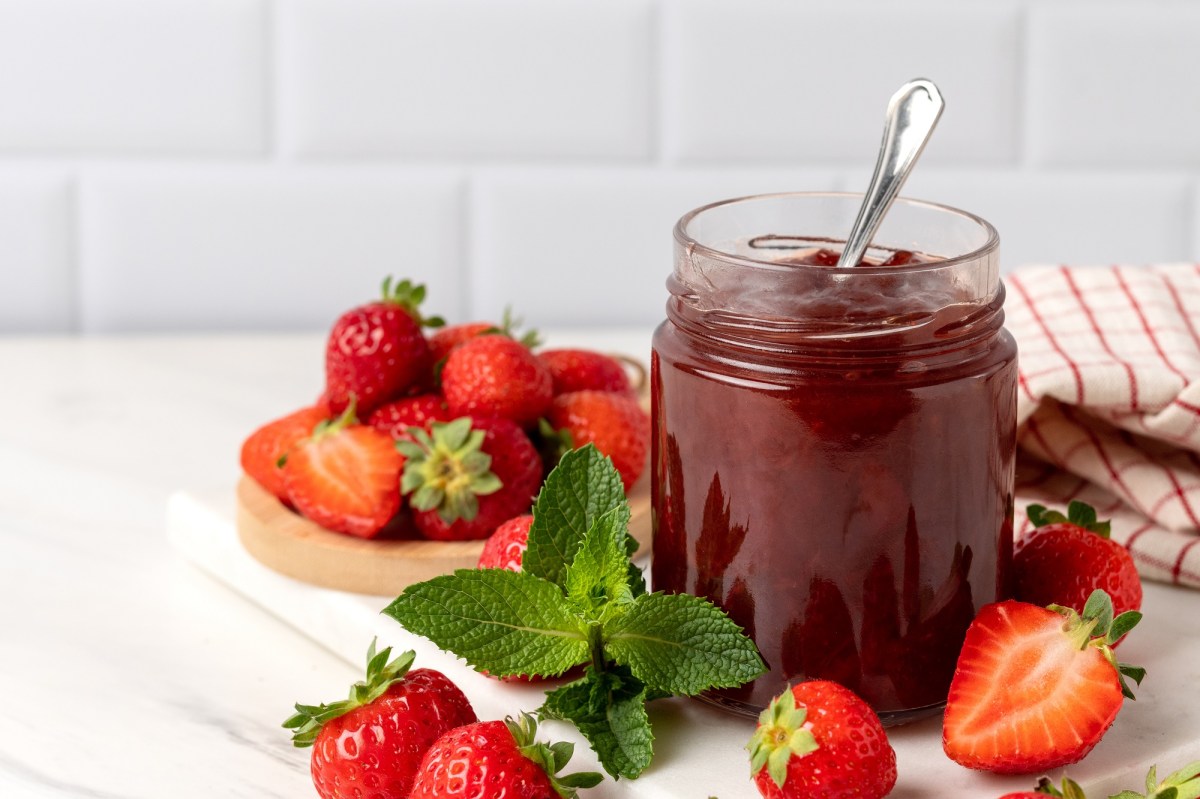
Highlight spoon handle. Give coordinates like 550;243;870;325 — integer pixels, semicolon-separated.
837;79;945;268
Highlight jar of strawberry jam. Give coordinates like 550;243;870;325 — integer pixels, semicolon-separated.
651;192;1017;724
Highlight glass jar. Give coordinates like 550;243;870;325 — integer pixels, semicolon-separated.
650;192;1017;724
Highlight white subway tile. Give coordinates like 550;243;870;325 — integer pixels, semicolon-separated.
79;168;464;333
1028;4;1200;167
280;0;652;159
0;0;266;154
663;0;1021;165
469;168;843;327
893;169;1192;269
0;170;73;333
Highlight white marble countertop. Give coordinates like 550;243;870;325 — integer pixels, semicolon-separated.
4;332;1199;799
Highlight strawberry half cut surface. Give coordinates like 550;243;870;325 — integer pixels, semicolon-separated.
942;589;1145;774
282;403;404;538
284;640;477;799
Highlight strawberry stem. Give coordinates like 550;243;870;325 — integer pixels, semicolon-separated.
282;639;416;748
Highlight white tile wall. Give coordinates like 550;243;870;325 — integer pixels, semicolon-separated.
79;167;464;332
0;0;266;154
1028;3;1200;167
662;0;1022;165
0;170;73;332
279;0;653;159
896;170;1194;270
0;0;1198;334
471;168;843;327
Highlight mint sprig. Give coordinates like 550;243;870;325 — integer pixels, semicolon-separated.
384;446;765;779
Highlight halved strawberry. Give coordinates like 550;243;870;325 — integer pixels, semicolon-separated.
1016;501;1142;620
943;590;1145;774
283;405;405;538
240;405;328;502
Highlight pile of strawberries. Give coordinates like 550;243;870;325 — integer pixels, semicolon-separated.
285;642;599;799
747;500;1150;799
240;277;650;542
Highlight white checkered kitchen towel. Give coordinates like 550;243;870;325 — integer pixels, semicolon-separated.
1008;264;1200;588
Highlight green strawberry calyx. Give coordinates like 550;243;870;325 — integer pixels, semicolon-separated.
505;712;602;799
381;276;444;329
1112;761;1200;799
282;639;416;748
1029;775;1088;798
1028;500;1111;538
746;688;819;789
398;417;503;523
1049;588;1146;700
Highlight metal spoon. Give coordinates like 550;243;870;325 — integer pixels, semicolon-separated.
836;78;945;268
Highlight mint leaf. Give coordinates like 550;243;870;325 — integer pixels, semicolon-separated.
542;665;654;779
524;446;628;589
604;592;765;696
566;507;636;617
383;569;588;678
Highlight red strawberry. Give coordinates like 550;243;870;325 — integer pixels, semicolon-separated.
429;321;497;364
409;712;601;799
545;390;649;491
400;416;542;541
538;349;634;396
747;680;897;799
942;590;1144;773
998;775;1087;799
239;405;327;501
430;309;540;365
284;641;477;799
1015;501;1142;621
368;394;453;443
441;335;553;428
323;277;443;417
283;405;405;538
477;514;533;571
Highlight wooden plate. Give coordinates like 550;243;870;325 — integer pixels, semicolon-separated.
236;473;653;597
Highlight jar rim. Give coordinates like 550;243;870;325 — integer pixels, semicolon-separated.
674;191;999;274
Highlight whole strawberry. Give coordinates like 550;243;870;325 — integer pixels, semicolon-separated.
477;514;533;571
283;404;404;538
747;680;897;799
545;390;649;491
323;277;443;417
539;349;633;396
368;394;453;443
430;308;539;365
400;416;542;541
1016;501;1142;619
441;335;553;428
409;712;601;799
239;405;327;502
284;641;477;799
943;590;1145;773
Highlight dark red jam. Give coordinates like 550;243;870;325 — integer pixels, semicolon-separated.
651;238;1016;723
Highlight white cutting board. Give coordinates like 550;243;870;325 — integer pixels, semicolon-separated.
167;488;1200;798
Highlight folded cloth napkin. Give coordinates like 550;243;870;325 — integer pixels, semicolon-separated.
1007;264;1200;589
